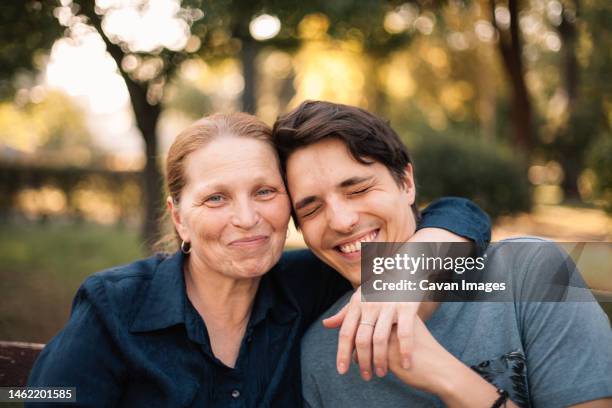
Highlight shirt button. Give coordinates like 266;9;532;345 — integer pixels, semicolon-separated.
231;389;240;399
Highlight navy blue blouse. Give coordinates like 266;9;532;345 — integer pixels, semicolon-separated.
27;197;490;407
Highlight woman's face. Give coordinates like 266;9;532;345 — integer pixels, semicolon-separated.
170;136;291;280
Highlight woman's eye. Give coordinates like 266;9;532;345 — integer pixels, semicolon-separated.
204;195;225;205
256;188;276;198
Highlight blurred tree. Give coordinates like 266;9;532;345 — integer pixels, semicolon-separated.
412;134;530;219
52;0;318;247
551;0;611;199
585;133;612;213
6;0;609;227
0;90;92;159
199;0;419;114
193;0;297;113
4;0;469;247
68;0;201;248
554;0;581;198
305;0;415;113
0;1;63;98
489;0;534;150
1;0;203;246
5;0;303;247
165;75;213;120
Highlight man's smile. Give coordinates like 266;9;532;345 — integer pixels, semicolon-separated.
335;229;379;254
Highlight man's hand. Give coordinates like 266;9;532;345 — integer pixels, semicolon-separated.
323;226;468;381
387;317;458;392
323;288;419;380
388;319;520;408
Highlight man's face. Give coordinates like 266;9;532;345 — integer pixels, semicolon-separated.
286;138;417;286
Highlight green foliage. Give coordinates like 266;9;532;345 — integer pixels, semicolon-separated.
0;90;93;156
585;134;612;213
411;135;531;220
0;1;64;98
166;78;213;119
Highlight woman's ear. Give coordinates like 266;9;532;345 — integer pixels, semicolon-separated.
401;164;416;206
167;196;189;242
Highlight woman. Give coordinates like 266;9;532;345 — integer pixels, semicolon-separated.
27;112;490;407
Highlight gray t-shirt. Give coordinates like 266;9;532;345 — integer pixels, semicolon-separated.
301;238;612;407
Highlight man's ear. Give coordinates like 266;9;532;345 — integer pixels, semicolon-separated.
167;196;190;242
401;164;416;206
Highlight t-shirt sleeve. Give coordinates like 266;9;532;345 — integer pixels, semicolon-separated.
27;281;124;407
516;245;612;407
418;197;491;254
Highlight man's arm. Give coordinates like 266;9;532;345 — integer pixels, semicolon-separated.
516;243;612;407
389;313;612;408
388;241;612;408
387;318;522;408
572;400;612;407
417;197;491;253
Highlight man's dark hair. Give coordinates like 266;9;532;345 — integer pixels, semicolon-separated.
272;100;419;221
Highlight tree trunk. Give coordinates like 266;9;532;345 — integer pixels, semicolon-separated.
370;59;388;118
559;2;579;105
116;78;163;251
476;34;498;141
84;8;164;251
240;35;258;114
558;0;581;199
134;99;163;250
490;0;534;151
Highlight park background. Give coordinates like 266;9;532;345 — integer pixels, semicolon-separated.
0;0;610;344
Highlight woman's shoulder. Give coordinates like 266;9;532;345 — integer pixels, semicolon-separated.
25;255;178;399
82;254;166;295
76;252;180;325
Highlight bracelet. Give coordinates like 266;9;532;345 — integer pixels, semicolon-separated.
491;388;509;408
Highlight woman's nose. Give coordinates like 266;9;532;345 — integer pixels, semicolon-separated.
231;198;260;229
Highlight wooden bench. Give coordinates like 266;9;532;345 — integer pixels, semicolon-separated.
0;341;44;387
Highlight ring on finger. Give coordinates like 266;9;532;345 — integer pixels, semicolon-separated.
359;321;375;327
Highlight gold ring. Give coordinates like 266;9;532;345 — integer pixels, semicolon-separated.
359;321;375;327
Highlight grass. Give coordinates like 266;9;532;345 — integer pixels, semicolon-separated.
0;220;145;343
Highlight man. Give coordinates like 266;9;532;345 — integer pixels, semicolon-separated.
272;101;612;407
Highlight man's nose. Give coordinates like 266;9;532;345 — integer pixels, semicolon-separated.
326;198;358;234
231;198;260;229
